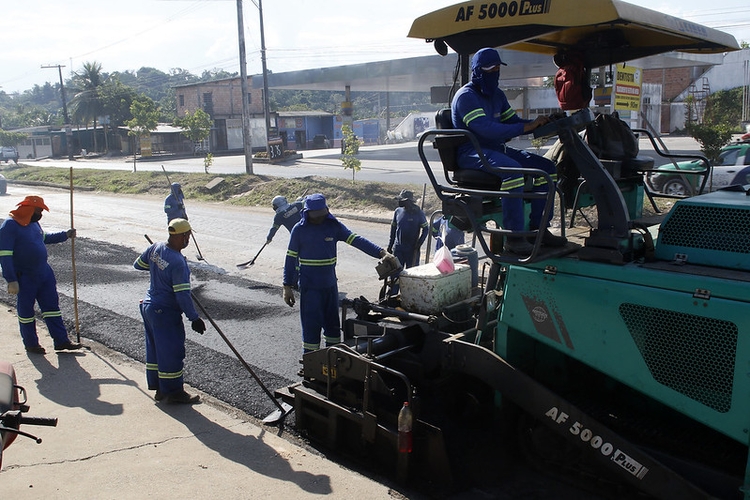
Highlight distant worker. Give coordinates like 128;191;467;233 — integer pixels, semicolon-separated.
164;182;187;222
432;216;465;251
387;190;428;268
266;195;305;244
0;195;81;354
134;218;206;404
451;47;566;255
282;193;399;354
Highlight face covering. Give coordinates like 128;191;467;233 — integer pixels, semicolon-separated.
478;70;500;96
30;212;43;223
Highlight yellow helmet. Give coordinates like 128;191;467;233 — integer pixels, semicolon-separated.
168;218;192;235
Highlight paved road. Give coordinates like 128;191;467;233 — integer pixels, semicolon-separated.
24;136;705;186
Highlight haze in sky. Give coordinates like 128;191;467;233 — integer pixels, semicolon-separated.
1;0;748;94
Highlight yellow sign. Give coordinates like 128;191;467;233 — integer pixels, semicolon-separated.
614;66;642;112
140;134;152;157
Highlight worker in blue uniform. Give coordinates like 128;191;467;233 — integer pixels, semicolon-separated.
266;195;304;244
387;190;428;268
451;47;567;255
134;218;206;404
164;182;188;222
0;195;81;354
432;216;465;251
282;193;399;354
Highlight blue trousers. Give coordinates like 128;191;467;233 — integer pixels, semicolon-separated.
140;302;186;396
16;267;69;348
393;245;419;268
299;285;340;353
458;146;556;231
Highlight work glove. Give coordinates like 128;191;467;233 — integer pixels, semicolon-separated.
7;281;19;295
380;251;400;270
191;318;206;334
283;285;295;307
67;228;77;239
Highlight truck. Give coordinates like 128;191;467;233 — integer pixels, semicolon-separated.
0;147;18;164
276;1;746;498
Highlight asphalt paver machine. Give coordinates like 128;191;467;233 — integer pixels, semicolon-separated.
278;2;749;498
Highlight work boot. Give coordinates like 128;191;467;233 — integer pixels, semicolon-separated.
166;390;200;404
55;341;82;351
541;229;567;247
25;345;46;355
504;237;534;255
154;390;164;401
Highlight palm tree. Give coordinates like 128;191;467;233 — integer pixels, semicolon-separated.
70;61;105;153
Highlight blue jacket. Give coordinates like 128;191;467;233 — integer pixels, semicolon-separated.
134;242;199;321
0;218;68;281
388;204;428;251
451;82;527;162
284;217;382;289
266;200;304;241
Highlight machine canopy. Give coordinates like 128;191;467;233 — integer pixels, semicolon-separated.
408;0;739;66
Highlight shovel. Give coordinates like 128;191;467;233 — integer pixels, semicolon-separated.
236;241;268;269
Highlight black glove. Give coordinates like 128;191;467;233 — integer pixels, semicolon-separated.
191;318;206;334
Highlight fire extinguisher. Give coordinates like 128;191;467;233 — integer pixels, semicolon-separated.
398;401;413;453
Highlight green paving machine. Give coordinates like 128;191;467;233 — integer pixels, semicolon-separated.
278;2;749;498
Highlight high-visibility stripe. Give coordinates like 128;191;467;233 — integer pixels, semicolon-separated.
303;341;320;351
41;310;62;319
18;316;35;324
345;233;358;245
500;108;516;121
0;250;12;257
502;178;526;191
287;250;298;258
158;369;183;380
146;363;158;372
173;283;191;292
324;335;341;345
299;258;337;266
463;108;485;126
135;257;149;269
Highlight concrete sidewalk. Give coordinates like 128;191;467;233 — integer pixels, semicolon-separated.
0;306;396;499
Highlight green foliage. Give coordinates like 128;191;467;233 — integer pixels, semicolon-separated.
126;96;159;137
174;108;212;143
0;129;28;147
340;124;361;184
685;122;733;163
685;86;743;164
97;79;138;128
203;153;213;174
702;88;743;130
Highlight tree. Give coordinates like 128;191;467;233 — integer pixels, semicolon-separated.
0;129;28;147
70;61;106;152
126;96;159;172
685;87;742;164
174;108;212;156
341;124;361;184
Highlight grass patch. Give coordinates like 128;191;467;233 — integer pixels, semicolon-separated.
2;164;442;215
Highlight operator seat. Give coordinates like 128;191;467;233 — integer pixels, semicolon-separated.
434;108;503;189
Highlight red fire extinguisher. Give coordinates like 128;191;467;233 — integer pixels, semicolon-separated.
397;401;413;453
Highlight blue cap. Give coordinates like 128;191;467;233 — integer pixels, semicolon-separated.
304;193;328;211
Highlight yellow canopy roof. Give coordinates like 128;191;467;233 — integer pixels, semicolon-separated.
408;0;739;66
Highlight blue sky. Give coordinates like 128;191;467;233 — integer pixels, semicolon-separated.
1;0;748;94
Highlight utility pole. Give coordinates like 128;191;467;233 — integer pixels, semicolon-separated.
236;0;254;174
258;0;272;159
42;64;74;161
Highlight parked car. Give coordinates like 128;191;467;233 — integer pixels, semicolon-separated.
646;140;750;196
0;147;18;164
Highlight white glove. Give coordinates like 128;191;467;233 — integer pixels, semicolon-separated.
283;286;295;307
7;281;19;295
